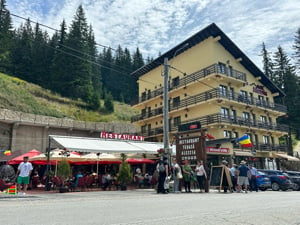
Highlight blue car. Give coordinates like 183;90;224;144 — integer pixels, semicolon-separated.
258;169;292;191
256;171;271;191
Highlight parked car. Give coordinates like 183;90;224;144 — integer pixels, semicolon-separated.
257;169;292;191
256;171;271;191
283;171;300;191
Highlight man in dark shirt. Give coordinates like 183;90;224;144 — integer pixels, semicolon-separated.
237;160;250;193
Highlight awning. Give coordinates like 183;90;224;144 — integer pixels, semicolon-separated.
50;135;163;154
234;151;253;157
272;153;300;161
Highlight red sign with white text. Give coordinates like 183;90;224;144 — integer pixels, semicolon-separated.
206;147;230;154
100;132;144;141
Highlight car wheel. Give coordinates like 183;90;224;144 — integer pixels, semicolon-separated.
271;182;280;191
259;187;267;191
293;183;299;191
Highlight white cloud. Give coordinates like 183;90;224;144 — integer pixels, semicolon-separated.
6;0;300;69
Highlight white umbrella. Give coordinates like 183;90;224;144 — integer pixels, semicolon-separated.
80;153;122;175
30;149;82;176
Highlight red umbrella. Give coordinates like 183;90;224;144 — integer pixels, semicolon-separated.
7;149;41;165
126;158;155;164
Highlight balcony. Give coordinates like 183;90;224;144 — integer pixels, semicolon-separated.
131;88;287;123
234;143;288;152
133;63;247;105
137;113;289;137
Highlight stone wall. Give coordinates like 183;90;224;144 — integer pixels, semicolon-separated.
0;109;138;154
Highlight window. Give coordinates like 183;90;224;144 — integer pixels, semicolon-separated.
243;112;250;121
223;130;232;138
260;115;267;124
141;125;147;134
229;88;234;100
172;76;180;87
172;96;180;108
147;107;152;117
239;90;248;102
219;85;227;97
228;66;233;76
141;108;146;118
248;92;253;104
258;95;264;105
263;135;269;144
173;116;181;127
141;92;146;101
231;109;237;121
221;107;230;118
147;90;151;99
218;62;226;74
232;132;238;138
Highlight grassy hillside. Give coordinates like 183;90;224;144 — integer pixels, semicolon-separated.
0;72;138;122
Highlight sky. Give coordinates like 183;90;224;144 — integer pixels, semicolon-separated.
6;0;300;69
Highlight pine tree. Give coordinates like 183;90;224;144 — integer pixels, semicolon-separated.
11;19;33;81
273;46;293;91
104;92;114;113
50;20;68;92
293;28;300;72
0;0;13;73
31;23;50;86
260;42;274;80
61;5;94;102
100;47;113;98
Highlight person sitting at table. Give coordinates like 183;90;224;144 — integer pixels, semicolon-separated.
73;171;83;190
102;172;112;191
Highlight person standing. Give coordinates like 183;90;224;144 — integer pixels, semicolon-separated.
16;156;33;195
249;164;258;192
157;157;169;194
195;161;207;193
172;158;181;193
182;160;193;193
230;164;237;192
237;160;250;193
221;160;230;193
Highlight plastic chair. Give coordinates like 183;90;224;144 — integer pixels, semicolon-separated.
0;179;14;191
77;177;86;192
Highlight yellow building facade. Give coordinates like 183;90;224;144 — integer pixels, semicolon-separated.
131;23;290;168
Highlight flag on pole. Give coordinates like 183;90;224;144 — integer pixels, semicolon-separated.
206;133;215;140
237;134;252;148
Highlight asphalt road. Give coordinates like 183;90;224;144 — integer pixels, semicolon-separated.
1;189;300;225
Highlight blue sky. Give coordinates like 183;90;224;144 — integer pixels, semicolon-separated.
6;0;300;69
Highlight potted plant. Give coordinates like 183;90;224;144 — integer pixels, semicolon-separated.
57;158;71;193
117;153;132;191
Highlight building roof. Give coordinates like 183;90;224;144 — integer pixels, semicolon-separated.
131;23;285;97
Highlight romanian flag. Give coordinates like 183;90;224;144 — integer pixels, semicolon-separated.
237;134;252;148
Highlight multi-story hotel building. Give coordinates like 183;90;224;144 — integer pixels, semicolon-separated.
131;23;291;168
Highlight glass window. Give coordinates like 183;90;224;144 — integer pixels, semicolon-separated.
263;135;269;144
219;85;227;97
173;116;181;127
221;107;229;118
223;130;231;138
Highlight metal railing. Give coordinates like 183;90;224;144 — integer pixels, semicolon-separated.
234;143;288;152
134;63;247;104
138;113;289;137
131;88;287;122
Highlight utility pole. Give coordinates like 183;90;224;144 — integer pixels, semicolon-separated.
287;127;293;156
163;57;171;162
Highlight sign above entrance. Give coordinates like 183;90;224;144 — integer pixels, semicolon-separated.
206;147;230;154
178;121;201;132
100;132;144;141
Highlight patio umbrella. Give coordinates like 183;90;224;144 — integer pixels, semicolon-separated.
7;149;41;165
72;153;122;174
126;158;155;164
30;149;82;176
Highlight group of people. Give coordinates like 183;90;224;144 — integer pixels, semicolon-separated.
156;157;207;194
228;160;258;193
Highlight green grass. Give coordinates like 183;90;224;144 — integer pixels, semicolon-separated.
0;72;138;122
